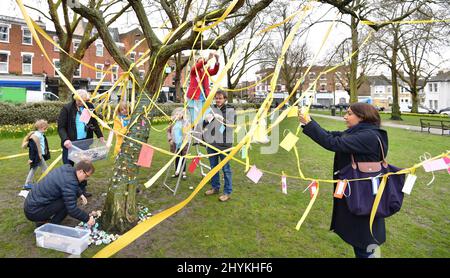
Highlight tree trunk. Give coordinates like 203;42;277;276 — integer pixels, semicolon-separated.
410;87;419;113
390;31;402;121
58;54;77;101
101;58;166;233
227;69;234;103
174;54;183;102
349;11;359;104
390;62;402;120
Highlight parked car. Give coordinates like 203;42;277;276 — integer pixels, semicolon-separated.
407;105;437;114
438;107;450;115
43;92;60;101
374;105;385;112
336;103;350;110
311;103;328;109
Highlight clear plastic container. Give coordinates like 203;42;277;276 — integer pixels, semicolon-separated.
68;138;109;163
34;223;90;255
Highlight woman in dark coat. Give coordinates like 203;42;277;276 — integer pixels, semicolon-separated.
298;102;387;258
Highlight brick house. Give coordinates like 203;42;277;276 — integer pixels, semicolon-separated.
0;15;187;102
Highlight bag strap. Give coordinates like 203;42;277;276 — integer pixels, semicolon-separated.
351;132;387;168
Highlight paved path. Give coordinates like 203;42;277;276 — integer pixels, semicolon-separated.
310;113;449;136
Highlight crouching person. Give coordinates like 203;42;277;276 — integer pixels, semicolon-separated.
23;160;97;227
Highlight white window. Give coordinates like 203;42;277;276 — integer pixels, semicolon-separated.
53;36;60;52
112;65;119;81
320;74;326;80
22;27;32;45
139;70;145;79
95;42;103;57
95;63;104;79
138;52;144;60
433;83;438;92
73;39;80;53
434;100;438;109
335;83;342;90
135;39;139;45
309;72;316;80
0;24;10;42
387;86;392;93
53;59;60;76
320;84;326;91
130;52;136;63
74;64;81;77
0;51;10;73
21;52;33;74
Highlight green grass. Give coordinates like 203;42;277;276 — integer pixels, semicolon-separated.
0;117;449;258
310;108;450;127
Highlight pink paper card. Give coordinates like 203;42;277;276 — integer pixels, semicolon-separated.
246;165;263;184
136;145;154;168
79;108;91;123
443;156;450;164
422;158;448;172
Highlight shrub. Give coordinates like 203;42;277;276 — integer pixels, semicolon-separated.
0;101;65;125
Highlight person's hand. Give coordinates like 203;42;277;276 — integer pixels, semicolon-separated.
63;140;72;149
99;137;105;143
206;113;214;123
87;216;95;227
208;52;214;61
28;159;32;164
214;113;224;122
298;108;311;125
80;194;88;206
89;210;101;217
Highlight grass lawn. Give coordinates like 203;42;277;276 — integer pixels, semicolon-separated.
0;116;449;258
310;108;450;127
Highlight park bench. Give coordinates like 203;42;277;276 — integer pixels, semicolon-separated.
419;118;450;135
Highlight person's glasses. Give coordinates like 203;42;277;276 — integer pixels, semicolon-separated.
83;170;91;178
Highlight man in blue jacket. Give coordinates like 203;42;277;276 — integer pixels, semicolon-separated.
23;160;97;227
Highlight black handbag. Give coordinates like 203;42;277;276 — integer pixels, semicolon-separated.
337;136;405;218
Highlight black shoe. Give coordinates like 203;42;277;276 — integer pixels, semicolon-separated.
83;192;93;197
35;221;47;228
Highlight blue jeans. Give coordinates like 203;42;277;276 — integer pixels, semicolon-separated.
206;147;232;195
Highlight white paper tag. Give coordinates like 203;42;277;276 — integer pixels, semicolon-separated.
281;176;287;195
422;158;448;172
336;180;345;195
371;177;379;196
402;174;417;195
18;190;29;198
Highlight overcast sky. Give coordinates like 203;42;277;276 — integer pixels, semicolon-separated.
3;0;449;84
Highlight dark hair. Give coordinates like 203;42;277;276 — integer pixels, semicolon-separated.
215;90;227;99
75;160;95;175
349;102;381;127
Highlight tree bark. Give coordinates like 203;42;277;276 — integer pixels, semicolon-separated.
101;55;167;233
58;52;76;101
349;13;359;104
390;37;402;121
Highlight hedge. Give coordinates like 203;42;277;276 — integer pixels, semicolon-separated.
0;101;66;125
0;101;261;126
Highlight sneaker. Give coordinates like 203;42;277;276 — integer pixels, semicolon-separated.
219;194;231;202
182;172;187;180
205;188;219;196
23;183;33;190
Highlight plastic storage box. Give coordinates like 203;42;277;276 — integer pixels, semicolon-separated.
34;223;90;255
68;138;109;163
